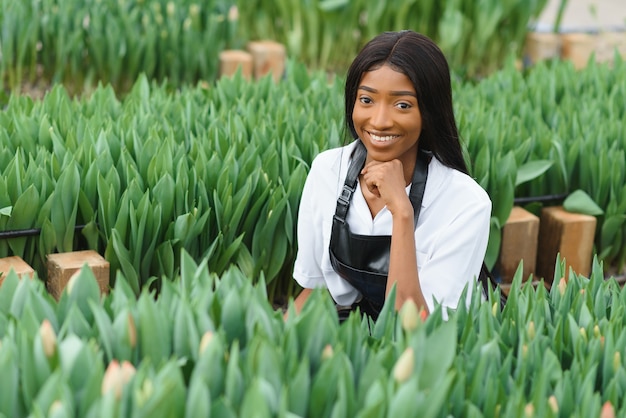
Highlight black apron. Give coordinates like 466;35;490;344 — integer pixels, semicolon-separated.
329;140;503;321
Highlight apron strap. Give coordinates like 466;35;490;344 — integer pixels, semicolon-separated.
333;141;367;223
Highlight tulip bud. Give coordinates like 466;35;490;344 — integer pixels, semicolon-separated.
558;277;567;295
492;302;498;317
521;344;528;360
524;403;534;417
600;401;615;418
199;331;214;356
527;321;535;340
137;379;154;407
228;5;239;21
393;347;414;384
82;14;90;30
548;395;559;414
40;319;57;359
102;360;136;399
102;360;122;398
579;327;587;343
594;325;601;338
49;400;63;415
613;351;621;373
166;2;175;16
189;4;200;18
322;344;334;360
120;361;136;383
400;299;419;332
66;270;81;295
127;314;136;349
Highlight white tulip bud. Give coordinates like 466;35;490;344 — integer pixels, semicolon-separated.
392;347;414;384
40;319;57;359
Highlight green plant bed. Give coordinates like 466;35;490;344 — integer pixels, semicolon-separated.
1;251;625;417
456;56;626;272
235;0;549;78
1;58;624;302
0;0;550;91
0;65;343;300
0;0;239;95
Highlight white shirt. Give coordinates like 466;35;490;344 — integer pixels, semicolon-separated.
293;140;492;312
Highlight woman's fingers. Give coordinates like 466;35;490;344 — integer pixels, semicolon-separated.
362;160;402;189
361;160;408;207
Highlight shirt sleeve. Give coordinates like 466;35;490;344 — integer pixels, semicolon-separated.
292;158;328;290
419;184;492;312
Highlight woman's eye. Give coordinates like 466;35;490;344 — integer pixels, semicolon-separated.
359;96;372;104
397;102;411;110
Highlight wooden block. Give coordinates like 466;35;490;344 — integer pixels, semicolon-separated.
219;49;253;80
497;206;540;284
536;206;597;283
595;31;626;64
47;250;110;299
524;32;562;65
0;256;35;285
246;40;286;82
561;33;597;70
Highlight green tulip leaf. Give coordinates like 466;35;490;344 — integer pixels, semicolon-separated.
515;160;553;186
563;190;604;216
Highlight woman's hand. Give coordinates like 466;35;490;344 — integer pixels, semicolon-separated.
360;159;413;217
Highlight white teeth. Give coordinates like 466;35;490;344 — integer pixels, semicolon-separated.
370;133;398;142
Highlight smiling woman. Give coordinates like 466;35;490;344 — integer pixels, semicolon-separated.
290;30;493;322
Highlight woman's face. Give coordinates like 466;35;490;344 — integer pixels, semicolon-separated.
352;64;422;168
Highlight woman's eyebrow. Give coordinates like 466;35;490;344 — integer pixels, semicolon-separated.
358;85;417;97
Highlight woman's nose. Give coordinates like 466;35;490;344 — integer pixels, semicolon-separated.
370;105;393;129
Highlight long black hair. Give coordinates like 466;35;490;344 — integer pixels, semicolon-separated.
344;30;468;174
